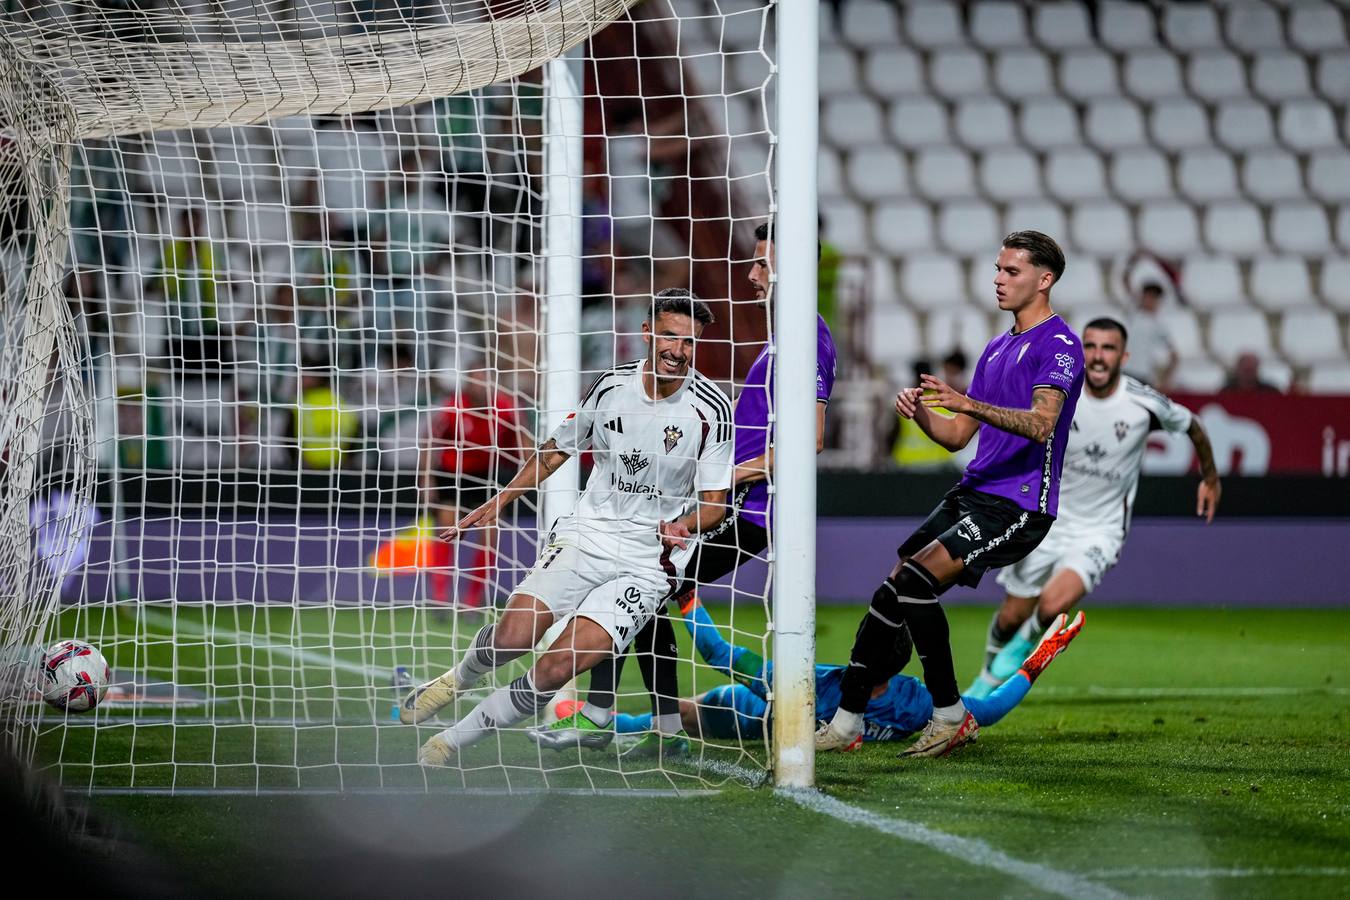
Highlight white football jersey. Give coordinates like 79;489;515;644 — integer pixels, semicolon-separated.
550;360;734;554
1057;375;1193;536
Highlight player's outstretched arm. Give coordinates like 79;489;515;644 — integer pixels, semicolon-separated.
1187;418;1222;523
922;375;1064;444
439;438;570;542
896;385;980;451
660;488;729;549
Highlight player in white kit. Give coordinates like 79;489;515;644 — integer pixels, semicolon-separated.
967;317;1222;697
399;289;734;766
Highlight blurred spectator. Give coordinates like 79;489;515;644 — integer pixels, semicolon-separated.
817;214;841;335
1121;282;1177;389
146;206;232;372
114;381;169;471
364;342;429;474
939;348;969;393
888;359;958;472
1222;352;1280;394
295;368;361;470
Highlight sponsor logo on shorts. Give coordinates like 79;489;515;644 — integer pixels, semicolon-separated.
955;516;982;543
620;451;650;476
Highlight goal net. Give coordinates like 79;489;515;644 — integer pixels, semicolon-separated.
1;0;781;793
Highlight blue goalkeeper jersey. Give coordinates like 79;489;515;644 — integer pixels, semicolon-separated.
812;665;935;743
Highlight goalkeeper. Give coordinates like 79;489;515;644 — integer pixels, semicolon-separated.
595;597;1083;748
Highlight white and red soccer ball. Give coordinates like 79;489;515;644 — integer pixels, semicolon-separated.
40;639;110;713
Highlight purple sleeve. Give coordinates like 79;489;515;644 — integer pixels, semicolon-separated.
1033;334;1083;393
966;355;988;403
816;319;838;402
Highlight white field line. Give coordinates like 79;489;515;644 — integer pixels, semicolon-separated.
1034;685;1350;698
1087;866;1350;880
778;788;1127;900
77;786;722;798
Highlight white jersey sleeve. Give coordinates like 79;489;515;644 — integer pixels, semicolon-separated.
691;375;734;493
549;361;639;454
1123;376;1192;435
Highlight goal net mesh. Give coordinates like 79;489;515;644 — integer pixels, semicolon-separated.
0;0;778;792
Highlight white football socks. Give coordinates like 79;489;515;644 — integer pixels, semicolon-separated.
933;700;967;724
655;713;683;736
580;702;613;727
829;708;863;737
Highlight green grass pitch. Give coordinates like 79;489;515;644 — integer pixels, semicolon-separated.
31;603;1350;898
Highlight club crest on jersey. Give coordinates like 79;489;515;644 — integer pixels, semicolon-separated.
1114;420;1129;442
1016;343;1031;364
663;425;684;453
620;451;650;477
1083;442;1108;463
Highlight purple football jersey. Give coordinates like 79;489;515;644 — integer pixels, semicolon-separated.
736;315;838;529
959;314;1084;517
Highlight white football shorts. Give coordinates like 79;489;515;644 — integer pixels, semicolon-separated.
995;526;1123;599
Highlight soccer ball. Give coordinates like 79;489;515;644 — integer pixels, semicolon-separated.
39;639;110;713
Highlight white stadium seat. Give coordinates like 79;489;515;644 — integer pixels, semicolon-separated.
1240;150;1306;202
1084;98;1148;150
1279;307;1345;364
1071;202;1133;256
1289;4;1348;53
1172;359;1228;393
1308;153;1350;203
1208;310;1274;364
1139;202;1201;254
1122;52;1185;101
938;201;1001;255
864;49;925;97
1215;100;1277;151
1033;1;1094;50
1099;1;1159;51
1177;150;1239;203
823;95;885;145
1110;150;1173;202
1058;51;1121;101
1250;257;1315;310
993;51;1055;97
914;148;978;199
1181;257;1243;311
979;149;1042;201
1203;202;1267;255
1253;53;1313;102
1051;256;1105;308
970;2;1028;51
1259;359;1295;393
1045;148;1108;201
929;50;991;99
1278;100;1340;152
867;305;923;381
1319;259;1350;312
954;98;1017;148
1186;52;1249;103
1160;308;1205;359
819;145;846;198
1019;99;1082;150
824;201;870;254
846;146;909;199
1150;99;1211;151
1163;5;1223;51
1004;201;1067;241
1270;202;1333;255
819;46;860;97
1308;363;1350;395
872;201;935;254
1224;3;1286;54
1338;206;1350;252
888;97;950;147
842;0;902;49
1315;53;1350;103
926;308;1001;361
900;256;967;309
904;1;963;49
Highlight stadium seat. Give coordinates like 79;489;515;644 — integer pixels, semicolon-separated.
1253;53;1313;102
823;95;885;146
1139;202;1201;254
1004;200;1067;240
1045;148;1108;201
1270;202;1333;255
1058;51;1121;101
1224;3;1286;54
1250;257;1315;310
1187;52;1250;102
847;146;909;199
825;202;870;254
925;308;1000;361
842;0;901;49
1051;256;1104;308
888;97;950;148
1084;99;1148;150
980;149;1042;201
819;46;859;96
1203;202;1267;255
1207;309;1275;364
900;256;966;309
904;1;963;49
954;98;1017;148
1177;150;1239;202
1162;5;1223;51
1160;308;1205;360
1032;1;1094;50
872;201;935;254
1150;99;1211;151
1215;100;1278;150
937;201;1001;255
1019;98;1081;150
1122;52;1186;101
914;148;978;199
1319;259;1350;312
719;8;766;53
1240;149;1306;202
1258;359;1295;393
993;51;1055;97
1307;363;1350;394
818;146;845;199
970;2;1028;51
864;48;925;97
1099;2;1159;52
866;305;923;380
1308;152;1350;203
929;50;991;99
1277;100;1340;152
1279;307;1345;364
1172;358;1227;393
1338;206;1350;252
1314;52;1350;102
1289;4;1348;54
1110;149;1173;202
1071;202;1133;256
1182;256;1244;310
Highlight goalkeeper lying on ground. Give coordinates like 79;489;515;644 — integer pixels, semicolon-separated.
543;597;1083;752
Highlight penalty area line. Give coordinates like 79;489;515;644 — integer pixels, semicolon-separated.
1087;866;1350;879
778;788;1126;900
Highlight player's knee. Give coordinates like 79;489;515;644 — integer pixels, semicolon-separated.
891;559;942;605
532;652;576;692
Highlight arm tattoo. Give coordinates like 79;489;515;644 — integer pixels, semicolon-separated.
1188;419;1219;481
535;438;566;476
966;387;1064;443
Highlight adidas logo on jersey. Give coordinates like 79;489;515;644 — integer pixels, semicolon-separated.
620;451;650;477
603;417;624;433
